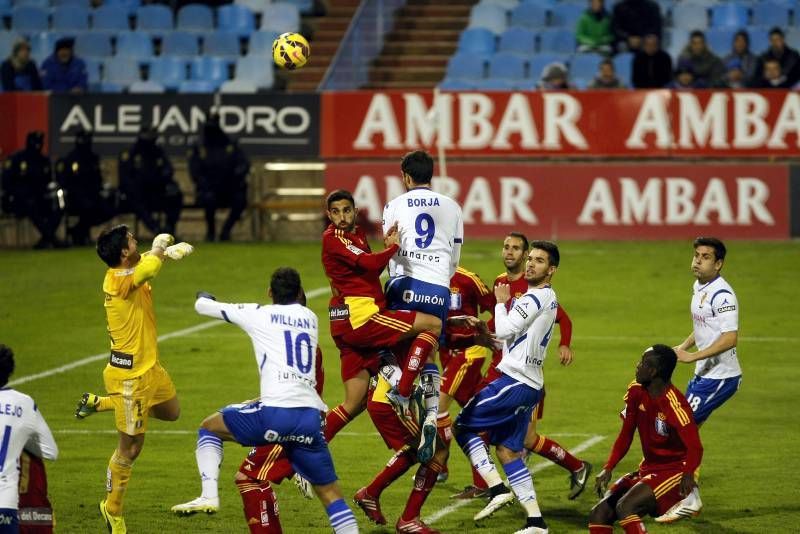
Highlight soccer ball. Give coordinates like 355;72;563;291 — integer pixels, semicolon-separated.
272;32;310;70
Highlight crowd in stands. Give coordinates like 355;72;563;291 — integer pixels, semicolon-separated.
442;0;800;91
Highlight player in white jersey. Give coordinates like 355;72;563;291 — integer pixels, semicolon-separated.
171;268;358;534
0;345;58;532
656;237;741;524
381;150;464;464
454;241;560;534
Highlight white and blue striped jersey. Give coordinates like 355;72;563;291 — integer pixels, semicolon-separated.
0;388;58;509
494;286;558;390
691;275;741;379
382;187;463;288
195;298;327;412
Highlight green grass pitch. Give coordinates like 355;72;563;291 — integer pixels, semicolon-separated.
1;239;798;533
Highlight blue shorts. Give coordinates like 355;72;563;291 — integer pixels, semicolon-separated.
0;509;18;533
455;374;540;452
221;402;337;486
385;276;450;339
685;375;742;424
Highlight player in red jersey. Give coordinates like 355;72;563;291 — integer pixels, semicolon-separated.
18;452;54;534
589;345;703;533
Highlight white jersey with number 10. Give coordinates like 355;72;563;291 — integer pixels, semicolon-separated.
382;188;464;288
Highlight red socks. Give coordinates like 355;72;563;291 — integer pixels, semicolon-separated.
619;514;647;533
397;332;438;397
401;459;444;521
236;478;282;534
531;435;584;472
366;447;415;498
588;525;613;533
324;405;353;442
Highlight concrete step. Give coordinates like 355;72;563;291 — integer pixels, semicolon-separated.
407;0;476;6
314;17;351;32
399;5;473;18
373;55;450;68
383;41;458;55
386;28;463;42
394;17;469;30
370;66;444;83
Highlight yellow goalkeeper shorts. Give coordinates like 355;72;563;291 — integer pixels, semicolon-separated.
103;362;177;435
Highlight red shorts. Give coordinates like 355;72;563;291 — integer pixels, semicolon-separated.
367;397;420;451
441;347;488;406
608;469;687;517
335;340;381;382
336;310;416;350
238;444;285;482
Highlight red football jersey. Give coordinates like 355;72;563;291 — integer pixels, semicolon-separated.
447;267;495;320
604;382;703;475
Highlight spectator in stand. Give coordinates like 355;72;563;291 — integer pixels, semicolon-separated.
612;0;662;52
667;63;704;89
538;62;573;90
724;59;747;89
1;39;43;91
753;58;793;88
589;59;626;88
40;38;87;94
576;0;614;54
723;30;758;86
754;28;800;87
632;34;672;88
677;30;725;88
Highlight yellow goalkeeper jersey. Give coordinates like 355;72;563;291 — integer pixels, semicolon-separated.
102;254;163;380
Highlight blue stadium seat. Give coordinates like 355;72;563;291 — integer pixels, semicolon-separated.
498;27;536;55
83;57;102;84
472;78;516;90
161;32;200;56
748;27;770;54
664;28;689;49
179;80;216;93
92;6;130;31
283;0;314;15
569;53;604;80
438;78;476;90
654;0;675;20
261;3;300;33
538;29;574;53
457;28;496;55
148;57;188;89
189;56;230;86
670;4;708;29
0;32;19;60
488;52;526;80
705;27;735;56
105;0;141;16
104;57;142;84
612;52;634;86
12;0;48;8
220;79;257;93
235;55;274;89
217;4;255;37
234;0;266;13
53;0;91;7
528;53;569;79
52;7;90;31
468;3;507;34
786;29;800;50
445;54;486;80
572;77;590;90
135;5;173;35
177;4;214;32
479;0;518;10
115;32;153;59
204;32;240;58
751;3;789;27
247;30;280;56
129;80;165;93
510;3;547;29
11;7;49;33
0;0;10;19
710;3;749;28
100;82;124;93
75;33;113;58
28;32;57;60
550;3;584;28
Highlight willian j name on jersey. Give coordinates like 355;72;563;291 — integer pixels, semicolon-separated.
270;313;315;329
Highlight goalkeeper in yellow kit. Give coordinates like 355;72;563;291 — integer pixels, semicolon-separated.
74;224;193;534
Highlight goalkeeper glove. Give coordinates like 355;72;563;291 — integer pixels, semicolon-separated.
196;291;216;301
152;233;174;250
165;242;194;260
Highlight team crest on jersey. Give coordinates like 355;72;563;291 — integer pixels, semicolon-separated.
698;292;708;308
655;412;669;436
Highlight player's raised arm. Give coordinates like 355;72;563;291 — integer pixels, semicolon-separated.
194;292;259;333
133;234;194;286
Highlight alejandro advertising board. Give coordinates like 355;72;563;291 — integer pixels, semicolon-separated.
49;94;320;157
321;90;800;158
326;163;789;239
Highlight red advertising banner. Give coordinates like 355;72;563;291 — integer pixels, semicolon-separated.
0;93;49;158
321;90;800;158
325;163;789;239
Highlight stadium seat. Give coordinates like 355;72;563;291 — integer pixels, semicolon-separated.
654;0;675;20
0;32;19;60
28;32;58;60
162;32;200;57
786;28;800;49
52;7;90;31
550;3;584;28
104;0;141;17
438;78;476;90
509;3;547;29
751;3;789;27
710;3;749;28
99;82;124;93
283;0;314;15
569;53;604;80
220;79;257;93
218;4;256;37
189;56;230;86
234;55;274;89
705;27;735;56
612;51;634;86
479;0;518;10
129;80;165;93
247;30;280;56
135;5;173;35
179;80;216;93
115;32;154;59
235;0;267;13
10;7;49;33
75;33;113;58
104;57;142;85
749;27;770;54
445;54;486;80
538;29;575;53
0;0;10;19
261;2;300;33
488;52;526;80
12;0;48;8
148;57;188;89
670;4;708;29
457;28;496;55
498;27;536;55
468;4;507;34
52;0;91;7
84;57;102;84
472;78;516;90
92;6;130;31
204;32;241;58
528;53;569;80
177;4;214;32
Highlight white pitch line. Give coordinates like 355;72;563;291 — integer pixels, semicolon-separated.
9;286;331;387
424;434;605;525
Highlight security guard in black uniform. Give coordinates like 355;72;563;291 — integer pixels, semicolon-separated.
118;125;183;236
55;128;115;245
1;131;64;249
188;114;250;241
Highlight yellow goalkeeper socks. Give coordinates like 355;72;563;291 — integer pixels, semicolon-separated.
105;450;134;516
